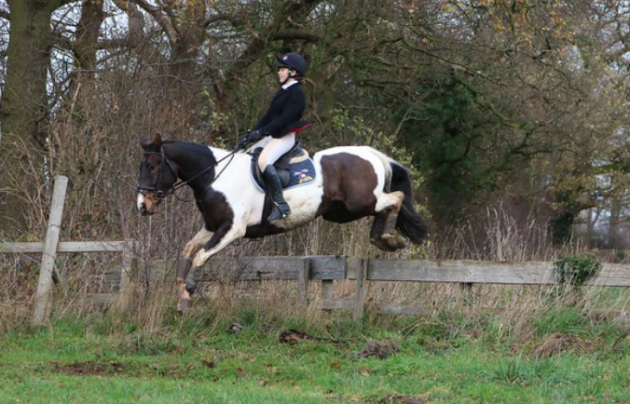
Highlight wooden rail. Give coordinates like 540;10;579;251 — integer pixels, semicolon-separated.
194;256;630;287
0;241;132;254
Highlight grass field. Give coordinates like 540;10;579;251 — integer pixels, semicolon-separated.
1;307;629;404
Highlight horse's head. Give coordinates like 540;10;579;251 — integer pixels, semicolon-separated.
136;133;178;216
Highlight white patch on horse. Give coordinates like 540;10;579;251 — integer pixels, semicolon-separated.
192;225;246;268
136;194;145;211
275;180;325;229
209;147;267;226
375;191;404;214
182;228;213;259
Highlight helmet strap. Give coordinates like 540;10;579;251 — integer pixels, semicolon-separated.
280;69;297;86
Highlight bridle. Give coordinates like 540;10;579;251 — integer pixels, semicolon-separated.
136;145;240;202
136;148;178;200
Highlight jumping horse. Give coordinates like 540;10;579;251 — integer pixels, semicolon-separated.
136;133;428;311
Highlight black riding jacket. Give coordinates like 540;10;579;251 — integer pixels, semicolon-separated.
252;82;306;139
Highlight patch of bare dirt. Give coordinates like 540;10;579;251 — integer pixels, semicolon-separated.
531;332;599;358
52;361;124;376
378;393;430;404
357;340;400;359
279;329;340;344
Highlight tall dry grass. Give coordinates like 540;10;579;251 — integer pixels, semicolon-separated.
3;198;630;345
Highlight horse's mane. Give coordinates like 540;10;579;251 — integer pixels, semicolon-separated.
162;140;217;166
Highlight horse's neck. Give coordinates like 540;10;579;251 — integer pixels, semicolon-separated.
166;143;217;186
208;147;250;185
208;147;230;162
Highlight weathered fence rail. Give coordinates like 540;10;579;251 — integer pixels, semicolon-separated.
193;256;630;287
0;241;133;254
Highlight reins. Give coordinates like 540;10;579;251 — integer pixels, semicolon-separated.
137;144;241;202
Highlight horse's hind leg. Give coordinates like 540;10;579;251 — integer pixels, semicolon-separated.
370;213;398;251
177;228;213;312
370;191;406;251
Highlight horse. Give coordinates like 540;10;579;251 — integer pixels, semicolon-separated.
136;133;428;311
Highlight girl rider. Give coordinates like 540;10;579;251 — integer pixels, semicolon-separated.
243;52;308;222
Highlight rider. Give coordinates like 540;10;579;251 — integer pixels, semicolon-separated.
243;52;308;221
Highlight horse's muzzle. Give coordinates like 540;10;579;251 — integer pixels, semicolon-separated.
137;192;157;216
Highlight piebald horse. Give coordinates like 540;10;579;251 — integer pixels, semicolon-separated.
136;133;428;311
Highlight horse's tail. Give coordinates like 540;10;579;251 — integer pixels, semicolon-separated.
388;161;429;244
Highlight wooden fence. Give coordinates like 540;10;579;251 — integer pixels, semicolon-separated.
2;176;630;324
0;176;134;325
185;255;630;320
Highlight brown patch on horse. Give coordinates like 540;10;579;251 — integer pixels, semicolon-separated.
198;189;234;236
318;153;378;223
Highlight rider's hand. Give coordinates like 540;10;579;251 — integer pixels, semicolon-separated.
237;137;248;150
246;130;263;143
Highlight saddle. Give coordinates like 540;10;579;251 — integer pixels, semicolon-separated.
249;143;315;191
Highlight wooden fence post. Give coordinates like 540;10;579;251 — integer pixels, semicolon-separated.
32;176;68;326
353;258;369;322
461;282;474;306
298;257;310;303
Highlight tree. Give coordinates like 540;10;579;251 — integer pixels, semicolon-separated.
0;0;74;235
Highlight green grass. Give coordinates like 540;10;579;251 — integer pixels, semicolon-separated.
0;313;629;404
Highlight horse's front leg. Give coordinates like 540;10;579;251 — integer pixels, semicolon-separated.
177;228;213;312
178;224;246;312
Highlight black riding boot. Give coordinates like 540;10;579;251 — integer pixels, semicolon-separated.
263;166;291;221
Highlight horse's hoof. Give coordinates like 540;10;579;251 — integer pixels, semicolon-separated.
177;296;191;313
185;279;197;295
370;238;397;252
382;233;407;250
372;233;406;251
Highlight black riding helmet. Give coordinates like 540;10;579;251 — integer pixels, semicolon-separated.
276;52;307;77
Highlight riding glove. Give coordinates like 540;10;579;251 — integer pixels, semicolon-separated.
246;130;263;143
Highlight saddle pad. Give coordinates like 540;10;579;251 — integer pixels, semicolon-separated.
286;157;316;189
250;156;317;192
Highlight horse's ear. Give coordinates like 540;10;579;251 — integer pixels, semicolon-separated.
140;133;162;152
140;138;150;151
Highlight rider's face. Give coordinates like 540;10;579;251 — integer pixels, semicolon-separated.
277;67;290;83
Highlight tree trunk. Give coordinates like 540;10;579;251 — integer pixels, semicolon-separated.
0;0;66;235
71;0;105;97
